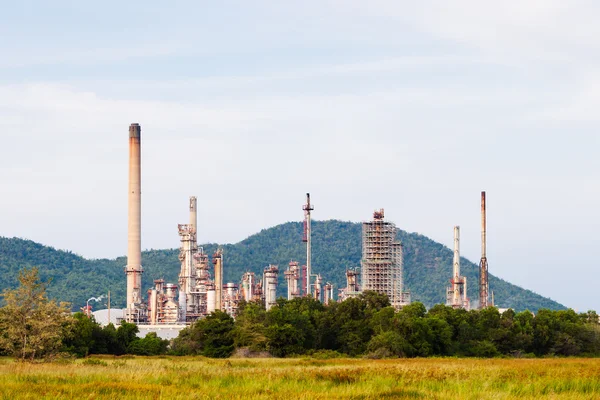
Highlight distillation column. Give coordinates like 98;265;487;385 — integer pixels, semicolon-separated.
213;249;223;311
263;265;279;311
479;191;489;309
125;123;144;322
285;261;300;300
452;226;460;305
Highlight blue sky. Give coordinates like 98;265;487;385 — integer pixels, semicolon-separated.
0;1;598;311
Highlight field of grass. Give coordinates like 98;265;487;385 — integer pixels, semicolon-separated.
0;356;599;399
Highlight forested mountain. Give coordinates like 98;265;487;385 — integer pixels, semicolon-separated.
0;220;566;312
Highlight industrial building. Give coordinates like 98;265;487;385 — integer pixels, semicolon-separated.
121;122;497;335
338;268;361;301
284;261;301;300
263;265;279;310
361;209;411;308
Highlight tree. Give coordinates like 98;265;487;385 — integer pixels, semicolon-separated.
171;311;235;358
115;322;139;355
232;301;267;351
62;312;97;357
127;332;169;355
0;267;72;360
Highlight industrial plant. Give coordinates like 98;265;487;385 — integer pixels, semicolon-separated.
122;122;493;329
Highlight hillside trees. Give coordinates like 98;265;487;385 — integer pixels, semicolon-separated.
0;220;567;312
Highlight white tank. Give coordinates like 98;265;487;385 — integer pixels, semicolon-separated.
207;289;216;313
165;283;178;300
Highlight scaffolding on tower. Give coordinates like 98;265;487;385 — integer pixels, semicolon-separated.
361;209;410;308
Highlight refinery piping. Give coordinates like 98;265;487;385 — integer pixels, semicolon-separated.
121;122;493;332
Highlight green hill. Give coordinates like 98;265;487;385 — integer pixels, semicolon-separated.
0;220;565;312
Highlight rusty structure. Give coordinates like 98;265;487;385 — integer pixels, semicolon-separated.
177;221;196;321
446;226;469;310
479;191;490;309
284;261;301;300
314;274;323;302
149;280;179;324
361;209;410;308
146;197;241;323
213;249;224;311
125;123;147;323
338;268;361;301
263;265;279;310
302;193;314;297
241;272;255;302
323;283;333;305
222;282;241;317
193;247;211;316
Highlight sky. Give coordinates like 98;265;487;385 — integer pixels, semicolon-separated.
0;1;598;312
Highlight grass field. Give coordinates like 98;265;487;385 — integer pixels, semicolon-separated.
0;356;599;399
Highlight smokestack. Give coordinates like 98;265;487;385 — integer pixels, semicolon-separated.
126;123;143;317
479;191;489;309
481;192;486;259
189;196;197;236
303;193;314;297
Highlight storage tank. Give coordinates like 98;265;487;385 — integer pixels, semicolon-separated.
207;289;216;313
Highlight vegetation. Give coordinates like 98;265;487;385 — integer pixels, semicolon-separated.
0;268;597;362
0;268;72;360
0;357;599;399
0;220;566;311
172;294;600;359
61;317;169;357
0;267;168;360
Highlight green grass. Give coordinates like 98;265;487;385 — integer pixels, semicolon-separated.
0;357;599;399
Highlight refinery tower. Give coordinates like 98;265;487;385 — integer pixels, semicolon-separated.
361;209;410;308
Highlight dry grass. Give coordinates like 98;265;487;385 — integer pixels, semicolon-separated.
0;356;598;399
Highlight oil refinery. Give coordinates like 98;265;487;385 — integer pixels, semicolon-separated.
121;122;493;332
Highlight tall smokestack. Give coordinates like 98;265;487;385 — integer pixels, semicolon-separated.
479;191;489;309
126;123;143;318
303;193;314;297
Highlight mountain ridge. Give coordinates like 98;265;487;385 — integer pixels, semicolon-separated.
0;220;566;312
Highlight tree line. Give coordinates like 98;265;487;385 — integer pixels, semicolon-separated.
0;268;598;360
171;293;600;358
0;268;168;360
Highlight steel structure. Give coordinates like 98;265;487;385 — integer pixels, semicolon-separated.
361;209;410;308
263;265;279;311
284;261;301;300
193;247;210;316
222;282;241;317
149;280;179;324
323;283;333;305
338;268;361;301
213;249;224;311
314;274;323;302
479;192;490;309
241;272;255;302
446;226;469;310
302;193;314;297
177;222;196;321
